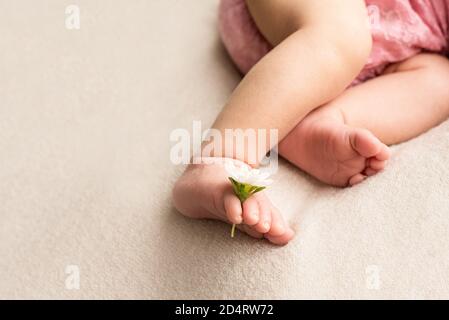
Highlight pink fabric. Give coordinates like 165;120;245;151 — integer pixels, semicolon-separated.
218;0;449;83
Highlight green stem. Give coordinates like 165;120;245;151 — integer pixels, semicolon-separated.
231;223;236;238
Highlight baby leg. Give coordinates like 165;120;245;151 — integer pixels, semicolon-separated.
173;0;372;244
279;53;449;186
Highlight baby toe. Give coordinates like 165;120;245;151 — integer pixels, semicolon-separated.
253;196;272;234
224;192;243;224
350;129;382;158
242;197;260;226
364;167;378;177
237;225;264;239
265;227;295;246
375;144;391;161
349;173;367;186
368;158;387;171
266;207;286;237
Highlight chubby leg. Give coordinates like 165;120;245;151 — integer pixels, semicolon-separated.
173;0;371;245
324;54;449;144
279;53;449;186
211;0;371;163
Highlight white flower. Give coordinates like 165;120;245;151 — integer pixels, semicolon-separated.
222;159;274;238
224;159;273;187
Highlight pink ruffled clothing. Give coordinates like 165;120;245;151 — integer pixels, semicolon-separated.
218;0;449;83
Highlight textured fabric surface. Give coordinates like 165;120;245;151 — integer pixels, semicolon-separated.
219;0;449;82
1;0;449;299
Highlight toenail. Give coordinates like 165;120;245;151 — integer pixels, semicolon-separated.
251;212;259;220
263;222;270;231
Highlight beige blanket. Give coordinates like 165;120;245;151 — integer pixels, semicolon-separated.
1;0;448;299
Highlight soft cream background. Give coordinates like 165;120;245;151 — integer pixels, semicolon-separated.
1;0;448;299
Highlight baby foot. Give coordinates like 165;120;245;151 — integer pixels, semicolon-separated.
279;116;391;187
172;163;295;245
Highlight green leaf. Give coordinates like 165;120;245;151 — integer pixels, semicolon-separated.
252;186;266;193
228;177;268;238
